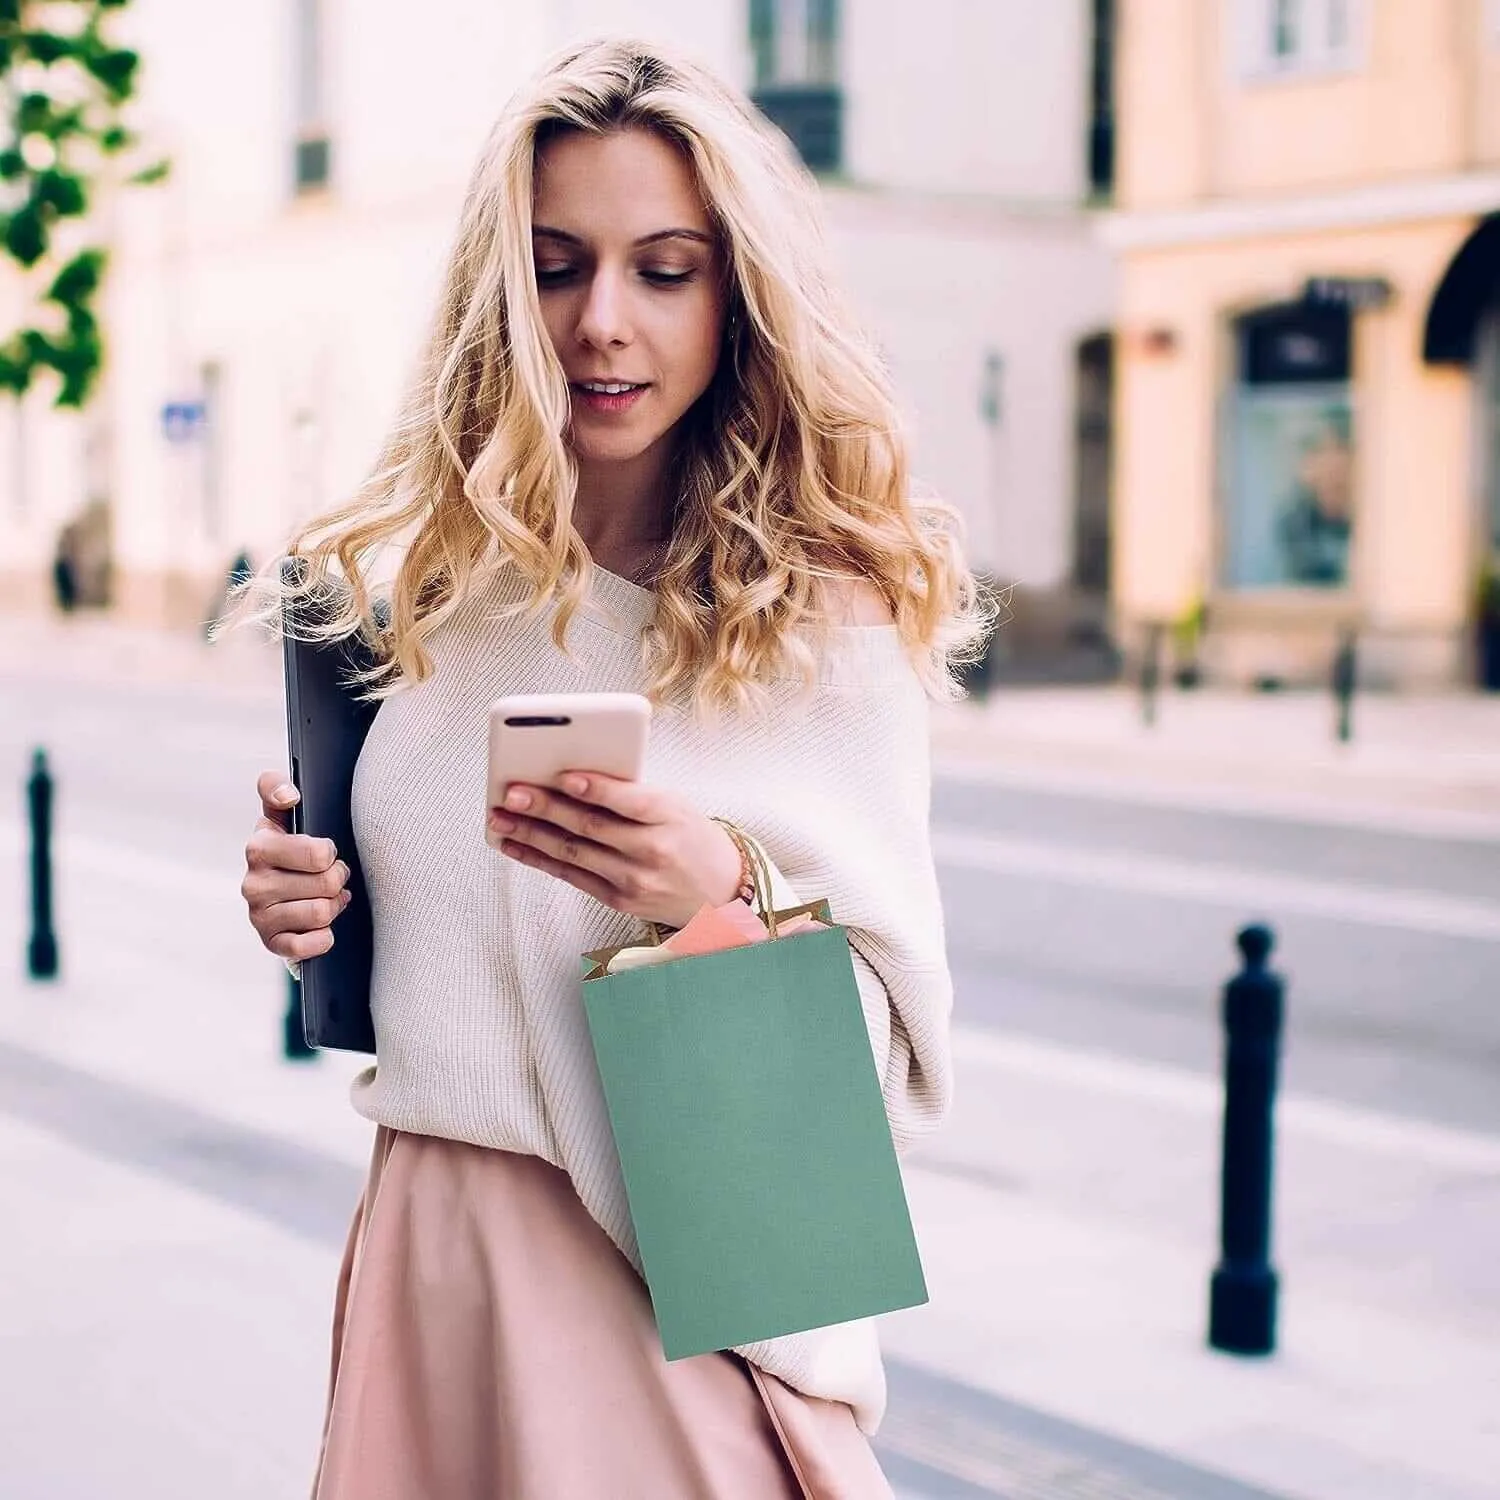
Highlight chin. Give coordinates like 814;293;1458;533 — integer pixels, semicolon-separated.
570;428;673;466
570;438;649;465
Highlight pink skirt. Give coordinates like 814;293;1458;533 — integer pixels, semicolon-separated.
312;1127;894;1499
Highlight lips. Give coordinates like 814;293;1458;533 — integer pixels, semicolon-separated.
570;380;650;416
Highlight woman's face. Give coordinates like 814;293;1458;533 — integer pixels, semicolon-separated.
531;127;727;475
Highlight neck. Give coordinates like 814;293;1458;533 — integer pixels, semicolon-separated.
571;439;675;563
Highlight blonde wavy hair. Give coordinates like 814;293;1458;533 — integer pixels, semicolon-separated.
253;36;989;710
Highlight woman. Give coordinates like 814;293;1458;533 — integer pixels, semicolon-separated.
241;36;983;1499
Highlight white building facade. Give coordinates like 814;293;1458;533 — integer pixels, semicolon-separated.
0;0;1116;639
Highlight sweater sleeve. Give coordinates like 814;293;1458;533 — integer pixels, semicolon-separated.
722;642;954;1155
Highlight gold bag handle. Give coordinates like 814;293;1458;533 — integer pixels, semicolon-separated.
711;818;778;941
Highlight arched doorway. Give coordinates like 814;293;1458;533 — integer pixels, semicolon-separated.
1062;331;1120;680
1424;213;1500;688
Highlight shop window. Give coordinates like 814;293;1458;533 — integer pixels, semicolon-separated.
1223;302;1355;590
749;0;842;172
1237;0;1364;78
1481;307;1500;559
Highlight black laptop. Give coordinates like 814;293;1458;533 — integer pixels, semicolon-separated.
280;560;383;1054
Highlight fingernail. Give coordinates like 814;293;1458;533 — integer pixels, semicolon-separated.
335;861;350;884
505;789;530;812
491;813;516;835
339;889;352;907
563;774;588;796
273;783;298;805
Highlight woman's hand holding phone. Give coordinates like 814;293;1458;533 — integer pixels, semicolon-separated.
487;773;743;931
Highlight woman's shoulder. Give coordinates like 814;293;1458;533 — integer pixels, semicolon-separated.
777;575;922;698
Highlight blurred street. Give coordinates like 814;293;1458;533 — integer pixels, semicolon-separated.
2;622;1498;1499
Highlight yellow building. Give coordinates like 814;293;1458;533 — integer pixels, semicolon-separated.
1107;0;1500;688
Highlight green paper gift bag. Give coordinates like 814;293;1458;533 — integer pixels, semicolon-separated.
581;902;929;1361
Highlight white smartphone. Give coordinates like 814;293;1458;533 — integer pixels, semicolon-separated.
486;692;652;816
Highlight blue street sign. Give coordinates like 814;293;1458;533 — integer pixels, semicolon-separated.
161;400;208;443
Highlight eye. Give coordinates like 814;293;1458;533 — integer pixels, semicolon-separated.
641;267;697;287
535;264;577;287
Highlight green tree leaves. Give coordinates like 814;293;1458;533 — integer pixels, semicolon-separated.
1;1;167;407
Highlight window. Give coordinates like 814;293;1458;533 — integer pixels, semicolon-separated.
749;0;842;172
200;361;224;543
752;0;838;87
1087;0;1115;198
1238;0;1364;78
1272;0;1298;58
292;0;330;193
1224;303;1355;590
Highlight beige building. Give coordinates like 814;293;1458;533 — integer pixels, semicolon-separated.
1106;0;1500;689
0;1;1116;646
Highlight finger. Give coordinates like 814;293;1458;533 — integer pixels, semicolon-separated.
267;926;336;962
498;836;623;909
496;785;629;846
246;825;340;875
257;769;301;829
554;772;661;824
491;812;633;887
244;861;349;909
260;892;351;938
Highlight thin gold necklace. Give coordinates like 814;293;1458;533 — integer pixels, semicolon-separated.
624;538;669;588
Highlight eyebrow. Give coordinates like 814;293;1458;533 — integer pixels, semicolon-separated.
531;226;715;250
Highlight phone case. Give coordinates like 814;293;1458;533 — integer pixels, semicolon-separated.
486;692;652;810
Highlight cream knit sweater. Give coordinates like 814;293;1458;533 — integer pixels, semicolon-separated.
347;563;954;1434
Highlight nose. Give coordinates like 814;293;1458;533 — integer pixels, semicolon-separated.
575;265;632;350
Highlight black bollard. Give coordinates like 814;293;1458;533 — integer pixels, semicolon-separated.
26;750;59;980
283;967;317;1061
1209;924;1283;1356
1332;629;1356;744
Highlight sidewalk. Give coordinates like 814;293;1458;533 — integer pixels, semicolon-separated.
893;1029;1500;1500
0;608;283;701
1;820;1497;1498
0;874;1282;1500
931;685;1500;827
